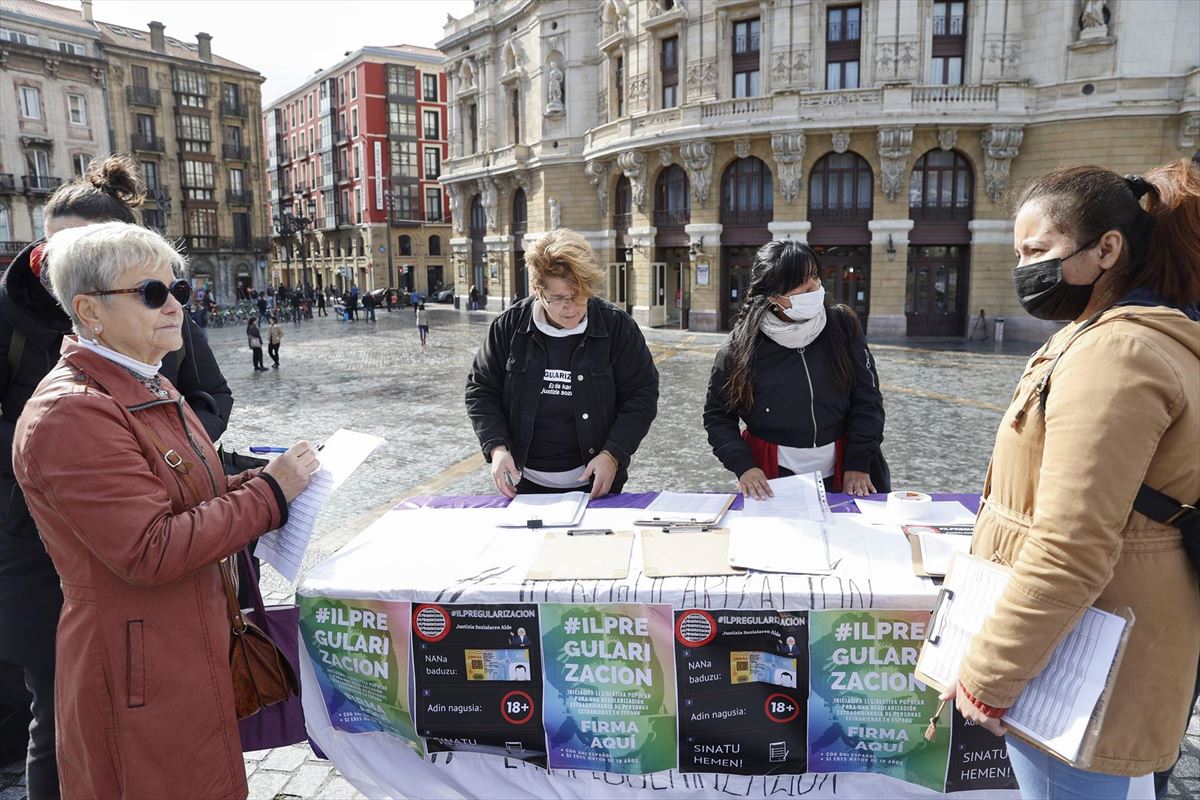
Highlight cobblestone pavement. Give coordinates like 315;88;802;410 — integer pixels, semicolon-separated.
1;306;1195;799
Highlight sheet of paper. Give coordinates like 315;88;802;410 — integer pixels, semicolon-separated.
854;498;977;526
726;517;832;574
918;555;1010;689
256;428;384;582
1005;608;1128;763
739;473;829;521
639;492;735;524
525;530;635;581
497;492;588;528
916;531;973;576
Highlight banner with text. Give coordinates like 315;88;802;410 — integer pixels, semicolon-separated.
411;603;546;765
807;609;948;792
540;603;677;774
945;706;1018;792
674;609;809;775
298;596;423;756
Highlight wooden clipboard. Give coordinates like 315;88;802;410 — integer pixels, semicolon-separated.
640;528;745;578
916;553;1135;770
525;530;634;581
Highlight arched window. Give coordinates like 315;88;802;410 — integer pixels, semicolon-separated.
909;149;973;222
511;188;527;235
399;234;412;256
808;152;873;223
720;157;773;225
613;175;631;230
428;234;442;256
469;195;486;235
653;165;690;226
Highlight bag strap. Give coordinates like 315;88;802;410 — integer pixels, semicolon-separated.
1134;484;1200;534
6;329;25;378
220;559;248;635
237;547;268;618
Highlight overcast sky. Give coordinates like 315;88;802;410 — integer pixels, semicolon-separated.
45;0;476;104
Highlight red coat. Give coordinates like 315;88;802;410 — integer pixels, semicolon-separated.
13;340;285;799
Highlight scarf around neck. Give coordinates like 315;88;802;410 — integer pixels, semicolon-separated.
758;303;827;350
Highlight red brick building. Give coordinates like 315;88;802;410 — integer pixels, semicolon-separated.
263;45;450;294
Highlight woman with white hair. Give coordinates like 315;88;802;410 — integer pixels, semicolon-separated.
11;222;317;798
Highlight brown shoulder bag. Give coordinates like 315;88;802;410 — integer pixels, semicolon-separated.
221;560;299;719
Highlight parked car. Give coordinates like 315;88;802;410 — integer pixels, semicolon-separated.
432;287;455;304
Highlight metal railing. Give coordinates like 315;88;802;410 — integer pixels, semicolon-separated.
0;174;15;193
828;19;861;41
653;208;690;226
911;84;997;105
219;100;247;118
808;205;871;224
180;235;218;252
933;15;966;36
0;241;29;256
226;189;253;205
612;212;632;230
733;32;761;53
222;143;249;160
22;175;62;193
131;134;165;152
719;207;773;225
127;86;161;106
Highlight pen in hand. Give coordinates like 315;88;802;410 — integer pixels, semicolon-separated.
250;444;325;455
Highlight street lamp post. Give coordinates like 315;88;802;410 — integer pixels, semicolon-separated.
385;189;395;291
273;199;316;290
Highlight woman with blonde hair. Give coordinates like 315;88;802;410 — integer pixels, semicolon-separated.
466;228;658;498
948;158;1199;798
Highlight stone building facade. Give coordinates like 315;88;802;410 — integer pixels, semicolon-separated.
262;45;452;296
438;0;1199;340
100;16;270;303
0;0;107;269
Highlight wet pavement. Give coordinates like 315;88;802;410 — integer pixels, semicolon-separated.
1;306;1195;799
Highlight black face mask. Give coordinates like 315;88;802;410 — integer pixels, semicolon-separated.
1012;240;1102;321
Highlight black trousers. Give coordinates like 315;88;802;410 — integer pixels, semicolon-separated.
268;342;280;365
251;347;264;369
24;668;58;800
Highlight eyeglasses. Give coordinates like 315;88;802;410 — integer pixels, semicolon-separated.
540;292;581;308
85;279;192;309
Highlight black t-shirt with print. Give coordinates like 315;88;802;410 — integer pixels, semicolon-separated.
525;333;584;471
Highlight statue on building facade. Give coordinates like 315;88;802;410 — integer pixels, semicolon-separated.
546;60;565;115
549;197;562;230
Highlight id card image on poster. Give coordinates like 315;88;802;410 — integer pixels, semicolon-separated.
411;603;547;765
674;609;809;775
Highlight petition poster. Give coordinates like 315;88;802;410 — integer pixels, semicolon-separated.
411;603;546;765
807;609;948;792
298;595;423;756
674;609;809;775
540;603;677;774
945;706;1018;792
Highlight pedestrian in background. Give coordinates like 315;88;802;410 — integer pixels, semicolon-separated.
267;316;283;369
13;221;317;799
317;289;327;317
416;302;429;346
363;291;376;321
247;317;266;371
189;301;209;341
256;291;268;324
469;284;479;311
291;291;302;325
948;158;1199;797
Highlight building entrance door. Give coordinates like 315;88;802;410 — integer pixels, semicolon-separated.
906;245;968;336
608;261;631;313
649;262;667;327
813;244;871;324
720;245;756;329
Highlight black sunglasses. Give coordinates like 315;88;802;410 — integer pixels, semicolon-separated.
85;279;192;309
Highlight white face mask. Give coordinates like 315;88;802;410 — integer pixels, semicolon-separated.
781;285;825;321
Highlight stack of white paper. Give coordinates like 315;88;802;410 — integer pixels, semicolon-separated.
636;492;735;525
727;517;833;574
497;492;588;528
854;498;976;526
257;429;385;582
916;531;972;575
740;473;830;522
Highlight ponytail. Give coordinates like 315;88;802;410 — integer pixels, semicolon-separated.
1139;158;1200;304
45;152;145;226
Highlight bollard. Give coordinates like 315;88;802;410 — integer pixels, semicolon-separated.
994;318;1006;348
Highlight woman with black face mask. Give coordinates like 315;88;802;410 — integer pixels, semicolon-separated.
703;240;889;500
945;159;1199;799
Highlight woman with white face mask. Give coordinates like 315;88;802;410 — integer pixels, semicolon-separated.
703;240;889;499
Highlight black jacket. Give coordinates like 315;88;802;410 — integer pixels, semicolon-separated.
465;296;659;493
0;241;233;671
704;308;887;485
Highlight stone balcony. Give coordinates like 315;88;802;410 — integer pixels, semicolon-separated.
584;84;1029;157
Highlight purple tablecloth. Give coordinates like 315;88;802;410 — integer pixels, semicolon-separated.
398;492;981;514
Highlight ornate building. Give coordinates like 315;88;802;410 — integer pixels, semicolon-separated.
99;15;270;303
0;0;107;269
262;45;451;296
438;0;1199;340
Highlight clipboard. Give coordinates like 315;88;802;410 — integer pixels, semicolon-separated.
640;528;746;578
633;493;736;529
525;529;635;581
916;553;1135;769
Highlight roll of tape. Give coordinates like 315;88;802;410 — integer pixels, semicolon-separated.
886;490;933;521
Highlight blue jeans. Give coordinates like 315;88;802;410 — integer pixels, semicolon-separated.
1006;736;1130;800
